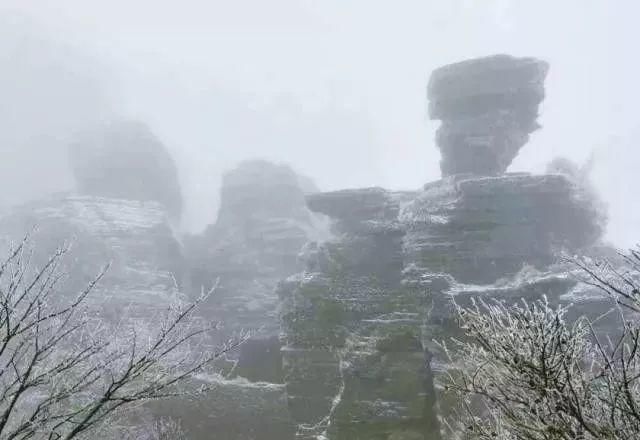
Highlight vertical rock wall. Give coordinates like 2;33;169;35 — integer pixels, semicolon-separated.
0;195;184;320
0;54;614;440
186;160;328;383
279;188;440;440
401;173;603;285
278;54;608;439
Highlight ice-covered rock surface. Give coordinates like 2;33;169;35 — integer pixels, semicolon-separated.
401;173;604;284
428;54;549;176
279;188;439;440
0;192;297;440
0;194;184;318
277;55;612;439
186;160;329;383
280;174;608;439
151;375;296;440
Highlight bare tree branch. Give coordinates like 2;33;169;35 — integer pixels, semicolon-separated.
0;234;245;439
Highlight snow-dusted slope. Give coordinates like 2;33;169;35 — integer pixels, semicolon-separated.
0;194;184;317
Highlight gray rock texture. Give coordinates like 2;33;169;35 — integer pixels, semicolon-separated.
186;160;328;383
279;171;606;439
428;54;549;176
69;121;183;220
279;188;439;440
0;194;183;319
151;377;296;440
0;55;615;440
277;55;611;439
401;173;604;285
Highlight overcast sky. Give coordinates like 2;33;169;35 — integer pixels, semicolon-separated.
0;1;638;245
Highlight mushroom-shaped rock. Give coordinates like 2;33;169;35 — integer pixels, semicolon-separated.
428;54;549;176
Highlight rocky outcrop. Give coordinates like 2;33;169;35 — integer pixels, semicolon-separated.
401;173;604;285
279;174;606;439
0;194;184;319
279;188;440;440
186;160;328;383
0;53;614;439
428;55;549;176
399;170;607;407
69;121;183;220
277;54;611;439
0;193;300;440
0;156;306;439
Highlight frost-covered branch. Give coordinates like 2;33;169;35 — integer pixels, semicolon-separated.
0;234;244;439
441;249;640;440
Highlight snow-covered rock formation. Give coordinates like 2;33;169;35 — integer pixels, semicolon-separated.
0;195;184;319
0;56;615;440
186;159;329;383
278;54;609;440
0;121;186;315
0;131;311;439
428;54;549;176
278;188;439;440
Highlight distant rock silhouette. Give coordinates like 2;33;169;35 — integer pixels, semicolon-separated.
69;121;183;220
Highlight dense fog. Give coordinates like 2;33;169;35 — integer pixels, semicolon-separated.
1;1;637;244
2;3;640;440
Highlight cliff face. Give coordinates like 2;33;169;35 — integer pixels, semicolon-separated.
0;151;304;439
0;120;186;317
278;55;609;439
401;173;603;285
278;188;439;440
279;175;605;439
186;160;328;383
0;55;615;440
0;195;183;319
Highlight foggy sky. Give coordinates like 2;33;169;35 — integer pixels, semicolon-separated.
0;1;638;246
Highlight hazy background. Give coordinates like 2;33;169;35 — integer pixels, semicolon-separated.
0;1;637;245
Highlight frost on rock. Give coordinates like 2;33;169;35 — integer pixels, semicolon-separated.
428;54;549;176
185;159;329;384
277;55;613;440
0;194;183;319
279;187;439;439
0;55;619;440
401;173;604;285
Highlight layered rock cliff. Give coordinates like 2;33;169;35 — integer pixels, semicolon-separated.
0;139;302;440
186;160;328;382
0;194;183;319
279;188;439;440
0;121;186;317
0;55;615;440
401;173;603;285
278;54;609;439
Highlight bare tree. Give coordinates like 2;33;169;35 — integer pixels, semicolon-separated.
0;234;243;439
440;250;640;440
